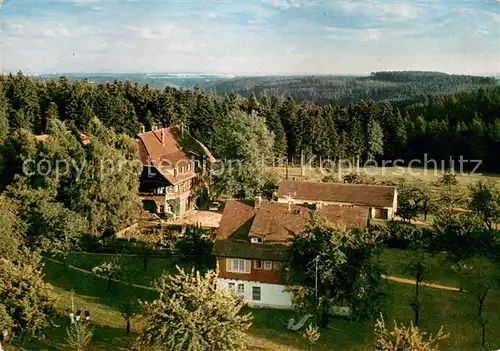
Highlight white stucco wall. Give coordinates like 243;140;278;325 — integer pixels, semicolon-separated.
278;197;395;220
218;278;293;309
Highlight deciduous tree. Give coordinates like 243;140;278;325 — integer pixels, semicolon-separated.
175;225;214;269
66;321;94;351
303;323;320;351
92;257;123;292
374;313;448;351
456;256;497;319
0;253;55;345
119;298;138;334
136;267;252;351
211;109;274;198
404;247;431;325
469;180;500;230
0;195;26;260
284;217;383;326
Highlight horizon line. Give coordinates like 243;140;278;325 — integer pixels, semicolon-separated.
3;70;499;78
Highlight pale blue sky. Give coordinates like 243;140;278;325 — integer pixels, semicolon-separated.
1;0;499;74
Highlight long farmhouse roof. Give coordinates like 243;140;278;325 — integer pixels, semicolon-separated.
277;180;396;208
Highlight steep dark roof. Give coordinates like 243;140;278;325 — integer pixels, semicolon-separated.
277;180;396;208
213;200;369;261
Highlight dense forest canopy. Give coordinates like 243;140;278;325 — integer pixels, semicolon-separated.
1;71;499;175
34;71;499;106
204;71;498;105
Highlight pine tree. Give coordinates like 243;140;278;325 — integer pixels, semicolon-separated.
246;91;259;115
191;93;218;150
323;106;339;161
349;119;365;162
280;96;298;160
259;98;286;158
0;88;9;144
366;119;384;161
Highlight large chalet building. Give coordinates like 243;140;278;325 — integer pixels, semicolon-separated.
136;126;215;218
213;180;398;309
277;180;398;220
213;199;369;309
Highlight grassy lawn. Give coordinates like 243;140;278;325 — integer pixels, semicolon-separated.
373;248;463;287
248;281;500;351
6;250;500;351
66;252;180;287
267;165;500;185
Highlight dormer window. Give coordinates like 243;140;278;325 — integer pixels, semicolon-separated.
250;237;263;244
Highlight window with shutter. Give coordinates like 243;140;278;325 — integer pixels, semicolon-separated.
226;259;250;273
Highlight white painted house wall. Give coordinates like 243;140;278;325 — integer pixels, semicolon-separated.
218;278;293;309
277;197;397;220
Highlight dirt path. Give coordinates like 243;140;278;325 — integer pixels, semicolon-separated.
382;274;461;292
44;257;156;291
45;257;461;293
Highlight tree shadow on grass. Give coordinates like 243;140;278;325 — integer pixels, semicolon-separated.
43;260;158;312
247;307;376;351
11;316;137;351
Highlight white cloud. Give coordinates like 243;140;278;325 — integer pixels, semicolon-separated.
269;0;300;9
2;1;498;75
125;24;190;40
486;11;500;24
337;1;417;19
73;0;103;3
73;0;105;10
201;11;218;19
377;3;416;18
366;29;381;41
270;0;291;9
477;28;489;36
43;27;72;38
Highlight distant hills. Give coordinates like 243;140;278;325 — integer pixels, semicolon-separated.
35;72;231;90
202;71;499;105
34;71;499;105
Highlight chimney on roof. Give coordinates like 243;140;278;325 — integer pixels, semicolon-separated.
161;128;165;146
141;125;145;134
286;193;293;211
255;195;262;208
